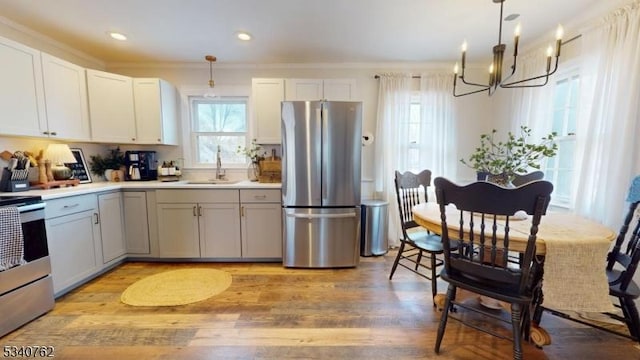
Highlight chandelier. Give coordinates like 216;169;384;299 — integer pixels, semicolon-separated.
205;55;216;88
453;0;563;97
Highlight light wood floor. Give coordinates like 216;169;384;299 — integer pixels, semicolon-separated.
2;252;640;359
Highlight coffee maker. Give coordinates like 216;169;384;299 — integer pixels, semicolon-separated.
124;151;158;181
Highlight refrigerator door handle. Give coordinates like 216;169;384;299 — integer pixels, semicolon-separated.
286;212;357;219
320;105;327;202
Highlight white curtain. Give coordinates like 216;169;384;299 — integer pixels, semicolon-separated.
419;73;457;181
374;73;412;247
508;50;556;138
573;1;640;228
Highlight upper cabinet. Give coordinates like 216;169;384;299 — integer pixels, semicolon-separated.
86;69;137;143
252;78;358;144
285;78;357;101
0;36;46;137
133;78;179;145
41;53;90;141
252;78;285;144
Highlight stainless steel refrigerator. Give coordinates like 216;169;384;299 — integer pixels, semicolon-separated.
282;100;362;268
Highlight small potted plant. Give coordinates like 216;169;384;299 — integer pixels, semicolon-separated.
237;139;266;181
89;147;125;181
461;126;558;186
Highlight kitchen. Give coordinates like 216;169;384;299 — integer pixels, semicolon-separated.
1;0;639;359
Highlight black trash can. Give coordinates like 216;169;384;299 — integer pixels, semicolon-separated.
360;200;389;256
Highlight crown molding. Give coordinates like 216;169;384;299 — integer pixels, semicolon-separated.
0;15;105;68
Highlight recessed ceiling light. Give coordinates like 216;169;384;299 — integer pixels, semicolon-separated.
109;32;128;41
236;32;252;41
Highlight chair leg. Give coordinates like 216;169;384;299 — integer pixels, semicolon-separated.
430;253;437;305
434;284;456;354
389;241;406;280
415;250;423;271
511;303;524;360
620;297;640;341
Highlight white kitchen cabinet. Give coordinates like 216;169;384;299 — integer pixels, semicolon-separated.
123;191;150;254
0;35;46;137
45;194;102;296
240;189;282;259
133;78;179;145
40;53;90;141
285;78;357;101
86;69;136;143
156;190;241;258
98;192;126;263
252;78;285;144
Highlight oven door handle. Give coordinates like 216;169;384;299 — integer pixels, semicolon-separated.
17;203;46;213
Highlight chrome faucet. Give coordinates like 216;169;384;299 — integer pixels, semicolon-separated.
215;145;226;180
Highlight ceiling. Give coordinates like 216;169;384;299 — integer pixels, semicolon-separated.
0;0;624;66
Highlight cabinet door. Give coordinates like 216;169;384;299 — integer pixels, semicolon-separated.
123;192;150;254
322;79;357;100
157;203;200;257
40;53;90;141
98;192;126;263
86;69;136;143
252;78;284;144
199;203;241;258
284;78;323;101
46;209;102;295
241;203;283;258
133;78;178;145
0;36;46;137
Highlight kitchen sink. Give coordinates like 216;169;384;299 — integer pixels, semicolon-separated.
186;179;239;185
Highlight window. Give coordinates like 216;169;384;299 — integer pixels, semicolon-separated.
545;70;579;206
189;96;248;167
405;95;422;171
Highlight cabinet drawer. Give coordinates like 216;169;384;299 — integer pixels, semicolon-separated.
240;189;281;203
156;189;238;203
45;194;97;219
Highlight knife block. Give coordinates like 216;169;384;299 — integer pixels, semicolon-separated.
0;168;30;192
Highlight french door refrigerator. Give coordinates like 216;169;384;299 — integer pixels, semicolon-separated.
282;100;362;268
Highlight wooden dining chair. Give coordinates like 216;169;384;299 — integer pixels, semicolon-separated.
536;175;640;342
433;177;553;360
512;171;545;187
389;170;444;304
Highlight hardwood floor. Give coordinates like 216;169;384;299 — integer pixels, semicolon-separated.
2;252;639;359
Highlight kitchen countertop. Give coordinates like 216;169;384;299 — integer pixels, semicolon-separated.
0;180;281;200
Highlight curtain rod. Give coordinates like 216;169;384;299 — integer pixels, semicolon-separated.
373;34;582;80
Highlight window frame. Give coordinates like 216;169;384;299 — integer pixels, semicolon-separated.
179;85;252;169
545;65;580;208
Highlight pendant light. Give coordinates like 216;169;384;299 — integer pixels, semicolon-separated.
205;55;216;88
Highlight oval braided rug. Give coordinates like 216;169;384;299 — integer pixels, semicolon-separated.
121;268;232;306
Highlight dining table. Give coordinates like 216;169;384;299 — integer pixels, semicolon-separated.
412;202;617;344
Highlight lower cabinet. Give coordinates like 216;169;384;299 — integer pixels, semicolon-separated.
97;192;126;263
123;191;150;254
156;190;241;258
45;194;102;295
240;190;282;258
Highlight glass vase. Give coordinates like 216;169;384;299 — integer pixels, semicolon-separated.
247;162;260;182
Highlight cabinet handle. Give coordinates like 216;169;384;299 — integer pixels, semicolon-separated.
198;205;203;216
193;206;197;216
241;206;244;217
50;131;57;136
132;138;136;141
63;203;80;209
254;195;267;200
157;138;161;142
42;131;49;135
94;212;100;224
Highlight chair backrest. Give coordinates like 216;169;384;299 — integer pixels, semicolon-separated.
607;175;640;291
434;177;553;294
394;170;431;236
512;171;545;187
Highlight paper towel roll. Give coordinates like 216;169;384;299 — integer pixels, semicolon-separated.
362;132;374;146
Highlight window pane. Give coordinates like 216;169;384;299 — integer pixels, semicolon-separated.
552;109;565;134
557;140;575;169
194;101;247;132
196;135;246;164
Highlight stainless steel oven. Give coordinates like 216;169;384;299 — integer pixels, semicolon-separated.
0;195;54;337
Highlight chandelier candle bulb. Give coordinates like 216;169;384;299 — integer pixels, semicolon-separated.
546;46;553;73
513;24;521;56
555;25;563;57
461;41;467;69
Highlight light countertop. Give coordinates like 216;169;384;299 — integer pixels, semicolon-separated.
1;180;281;200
